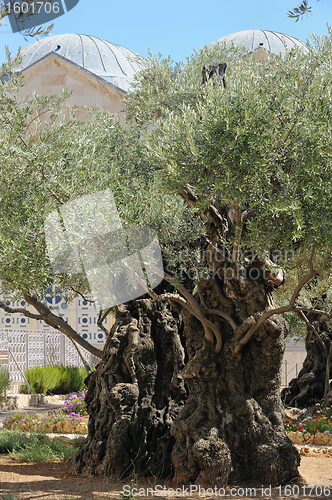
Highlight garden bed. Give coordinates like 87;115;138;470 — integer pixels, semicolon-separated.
1;393;88;435
285;404;332;446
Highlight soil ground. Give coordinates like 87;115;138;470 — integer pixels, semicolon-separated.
1;406;331;499
0;451;331;500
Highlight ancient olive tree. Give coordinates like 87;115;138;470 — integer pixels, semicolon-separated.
0;60;170;361
72;33;332;486
0;71;98;358
0;53;199;369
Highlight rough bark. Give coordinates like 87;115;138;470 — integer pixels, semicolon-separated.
70;262;299;486
171;267;299;487
281;313;332;408
69;298;187;478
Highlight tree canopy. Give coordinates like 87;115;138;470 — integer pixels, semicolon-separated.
1;27;332;487
0;29;331;357
124;32;332;311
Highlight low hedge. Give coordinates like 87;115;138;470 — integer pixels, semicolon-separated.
21;365;86;395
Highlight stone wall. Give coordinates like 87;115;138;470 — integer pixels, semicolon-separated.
20;55;126;125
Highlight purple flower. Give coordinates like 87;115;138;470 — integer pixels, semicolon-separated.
316;403;321;406
21;418;25;422
4;418;8;421
51;415;56;418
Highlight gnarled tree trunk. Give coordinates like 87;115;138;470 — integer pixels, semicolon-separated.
282;312;332;408
171;270;299;487
70;263;300;486
69;298;187;478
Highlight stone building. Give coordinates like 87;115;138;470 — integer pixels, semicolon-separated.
14;33;141;122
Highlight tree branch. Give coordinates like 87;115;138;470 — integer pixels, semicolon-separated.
197;282;237;330
159;291;223;350
296;310;328;358
69;338;92;375
70;288;95;303
159;271;223;350
232;256;322;354
0;301;43;320
136;265;222;351
232;204;243;262
97;308;112;337
289;258;317;308
23;294;102;359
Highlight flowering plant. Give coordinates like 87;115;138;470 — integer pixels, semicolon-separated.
284;406;332;435
63;393;87;416
2;409;85;432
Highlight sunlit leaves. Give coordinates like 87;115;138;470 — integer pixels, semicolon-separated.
288;0;312;22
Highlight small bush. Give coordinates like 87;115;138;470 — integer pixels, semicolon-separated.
21;366;47;394
0;429;32;453
0;430;81;462
0;366;10;402
21;365;86;395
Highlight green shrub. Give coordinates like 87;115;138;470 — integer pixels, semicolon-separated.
0;366;10;401
21;366;46;394
0;430;81;462
0;429;32;452
21;365;86;395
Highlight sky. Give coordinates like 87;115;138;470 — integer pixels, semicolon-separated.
0;0;331;64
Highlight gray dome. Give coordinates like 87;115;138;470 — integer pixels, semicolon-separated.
14;34;141;92
208;30;307;57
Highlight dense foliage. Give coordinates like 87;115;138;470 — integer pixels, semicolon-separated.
0;29;331;345
127;34;332;255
